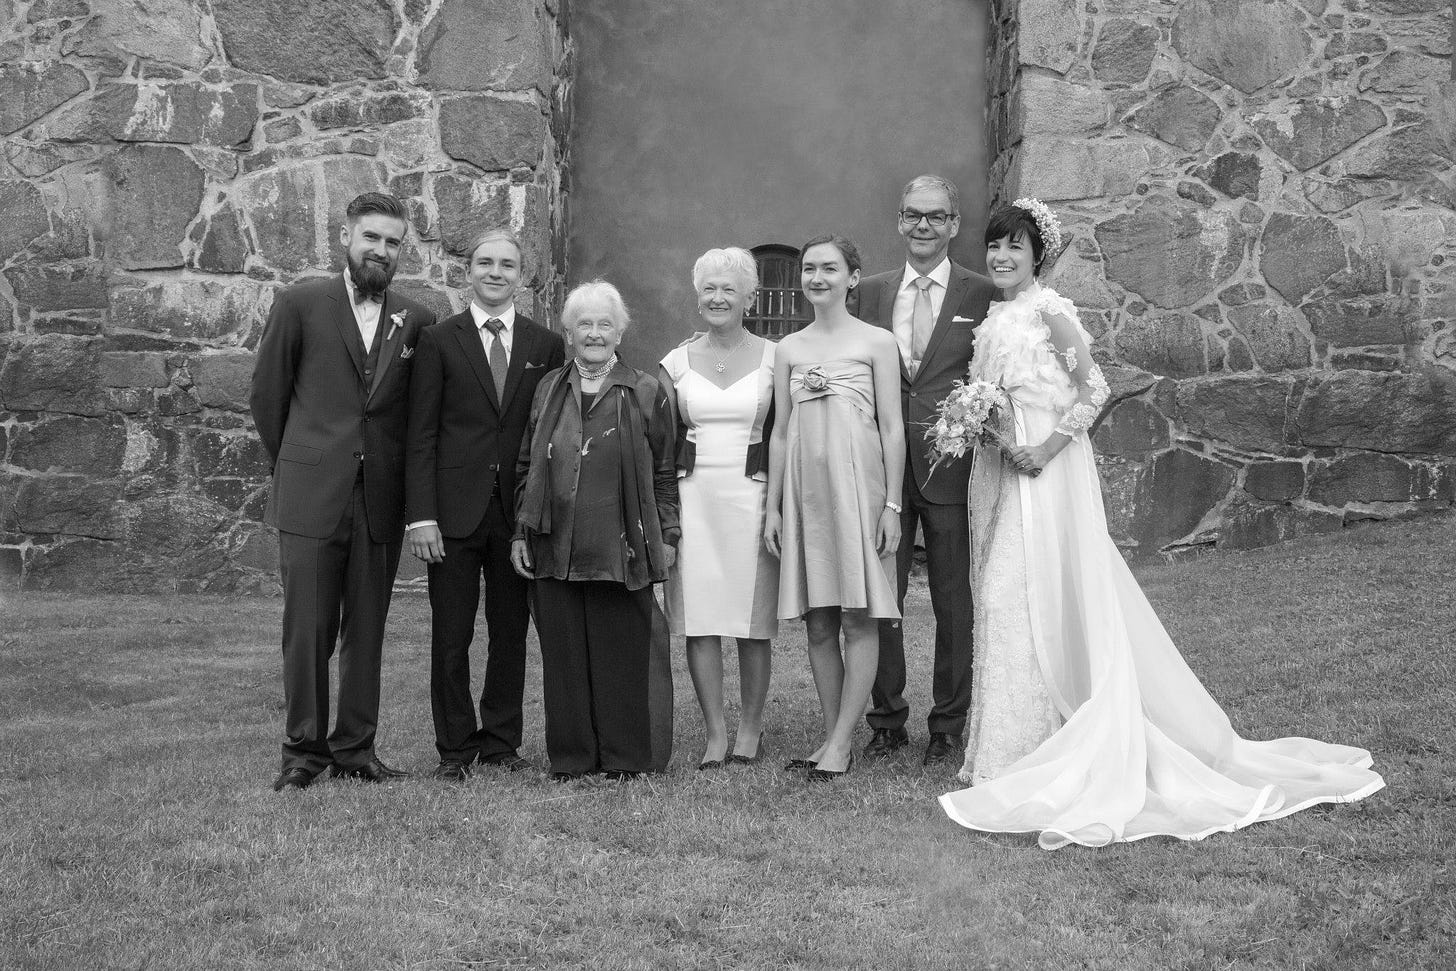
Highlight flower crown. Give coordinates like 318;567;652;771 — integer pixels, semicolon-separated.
1012;197;1063;254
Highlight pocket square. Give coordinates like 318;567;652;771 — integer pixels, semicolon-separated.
952;315;977;324
523;361;544;369
399;346;415;360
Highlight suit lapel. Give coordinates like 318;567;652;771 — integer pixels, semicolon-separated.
496;316;534;414
454;314;501;414
367;292;401;401
330;278;367;383
921;264;970;371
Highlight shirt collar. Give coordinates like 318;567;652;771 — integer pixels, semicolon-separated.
470;301;516;333
899;258;952;291
343;268;383;304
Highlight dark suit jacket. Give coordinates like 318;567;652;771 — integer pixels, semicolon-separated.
250;274;434;542
405;309;565;537
852;261;998;505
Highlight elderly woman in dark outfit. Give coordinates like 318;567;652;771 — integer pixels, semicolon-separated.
510;279;680;781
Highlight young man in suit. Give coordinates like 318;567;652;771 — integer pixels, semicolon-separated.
250;191;435;791
852;174;998;767
405;229;565;781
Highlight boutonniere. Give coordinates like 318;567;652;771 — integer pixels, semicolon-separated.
386;310;407;341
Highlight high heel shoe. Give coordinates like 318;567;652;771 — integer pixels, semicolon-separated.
728;732;765;765
807;754;853;781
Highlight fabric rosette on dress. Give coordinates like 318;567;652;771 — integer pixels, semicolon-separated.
941;286;1384;849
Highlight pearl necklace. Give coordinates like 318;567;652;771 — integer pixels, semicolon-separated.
574;354;617;380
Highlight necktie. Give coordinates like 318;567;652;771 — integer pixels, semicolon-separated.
910;276;934;375
483;317;508;394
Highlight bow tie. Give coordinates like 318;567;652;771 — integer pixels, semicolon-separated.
353;288;383;305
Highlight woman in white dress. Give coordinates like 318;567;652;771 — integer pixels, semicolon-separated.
940;200;1384;849
660;248;778;770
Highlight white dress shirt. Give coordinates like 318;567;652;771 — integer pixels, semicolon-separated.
891;258;952;366
471;301;517;362
343;268;384;349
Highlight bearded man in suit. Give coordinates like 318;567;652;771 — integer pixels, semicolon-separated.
405;228;565;781
851;174;998;767
250;191;435;791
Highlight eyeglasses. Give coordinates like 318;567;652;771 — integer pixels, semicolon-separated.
898;209;956;228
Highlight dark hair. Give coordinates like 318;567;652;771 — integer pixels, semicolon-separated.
345;191;408;224
799;232;863;277
984;204;1045;273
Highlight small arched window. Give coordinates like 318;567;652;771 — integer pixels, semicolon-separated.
744;244;810;340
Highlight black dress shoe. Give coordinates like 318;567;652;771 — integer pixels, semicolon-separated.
807;754;854;782
923;732;964;766
272;767;313;792
331;757;410;782
781;758;817;771
432;759;471;781
863;727;909;759
478;752;533;772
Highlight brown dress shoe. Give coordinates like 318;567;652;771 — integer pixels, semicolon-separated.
923;732;964;766
862;727;909;759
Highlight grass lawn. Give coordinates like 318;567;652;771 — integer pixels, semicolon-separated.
2;514;1452;970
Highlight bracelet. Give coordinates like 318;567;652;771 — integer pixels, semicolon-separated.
885;500;902;514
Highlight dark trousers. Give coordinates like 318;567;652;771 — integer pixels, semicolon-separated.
277;474;402;773
532;578;654;776
427;491;530;762
870;472;974;737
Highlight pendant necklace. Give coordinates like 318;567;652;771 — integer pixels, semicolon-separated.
709;331;748;373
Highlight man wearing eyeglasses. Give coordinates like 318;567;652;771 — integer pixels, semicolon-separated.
850;174;997;769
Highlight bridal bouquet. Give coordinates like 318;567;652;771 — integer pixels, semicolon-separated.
925;378;1013;475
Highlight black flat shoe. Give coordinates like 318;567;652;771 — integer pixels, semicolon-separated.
728;732;766;764
782;758;818;771
807;754;853;781
697;759;726;771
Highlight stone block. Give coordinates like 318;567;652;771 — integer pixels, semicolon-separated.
1244;460;1305;501
101;351;170;388
1132;448;1237;549
235;156;385;271
24;539;127;592
74;0;211;69
1194;152;1261;199
1220;499;1342;550
0;333;106;416
1015;136;1148;203
1125;86;1223;152
4;262;109;313
1302;294;1420;347
1218;283;1266;306
106;145;206;271
439;95;545;171
1248;98;1386;172
434;175;511;256
231;522;279;571
1114;312;1208;378
0;63;88;136
1044;244;1120;310
194;207;251;273
189;350;255;410
1308;452;1450;505
87;81;259;147
1260;213;1346;304
1175;375;1294;451
1017;0;1082;73
191;428;273;480
109;277;275;343
417;0;551;93
1092;19;1159;85
389;281;455;322
1096;195;1246;309
1017;75;1108;135
309;91;428;130
1093;397;1170;456
1360;50;1445;94
212;0;399;85
0;180;51;264
1226;304;1312;371
9;414;127;475
120;495;231;557
1293;368;1456;455
13;475;123;537
1172;0;1310;94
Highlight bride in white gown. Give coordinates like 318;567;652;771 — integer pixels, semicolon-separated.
939;199;1384;850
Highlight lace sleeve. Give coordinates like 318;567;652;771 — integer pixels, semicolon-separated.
1042;307;1109;437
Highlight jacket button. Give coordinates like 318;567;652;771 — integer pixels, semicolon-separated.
353;451;363;459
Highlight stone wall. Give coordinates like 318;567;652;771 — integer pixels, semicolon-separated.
0;0;572;592
990;0;1456;555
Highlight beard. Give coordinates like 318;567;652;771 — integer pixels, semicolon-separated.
348;250;395;297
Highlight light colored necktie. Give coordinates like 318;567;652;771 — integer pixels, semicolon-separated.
910;276;934;374
483;317;508;394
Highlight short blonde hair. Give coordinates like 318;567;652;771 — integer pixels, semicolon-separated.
466;227;524;266
561;278;631;329
691;247;758;293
